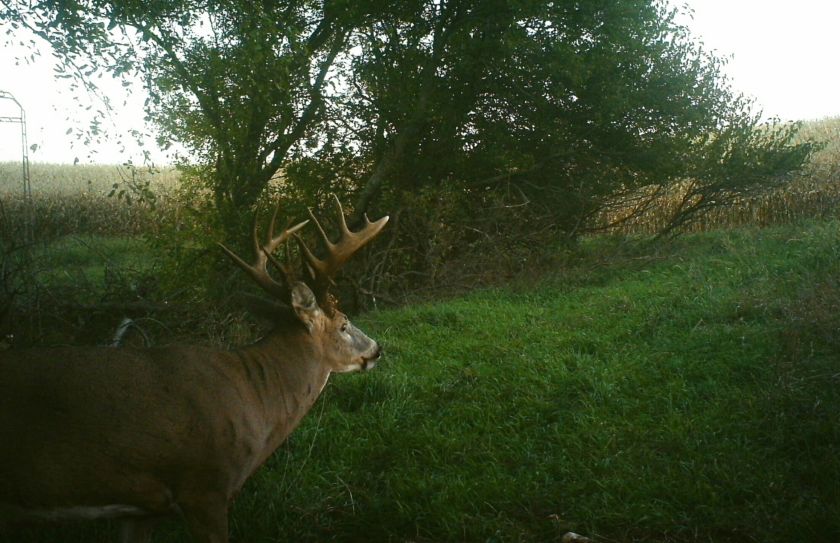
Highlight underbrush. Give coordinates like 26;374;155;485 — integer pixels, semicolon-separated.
0;233;257;349
4;220;840;542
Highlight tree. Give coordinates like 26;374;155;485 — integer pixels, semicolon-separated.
1;0;815;274
284;0;814;258
1;0;363;238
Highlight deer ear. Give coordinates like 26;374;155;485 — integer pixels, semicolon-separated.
291;282;321;331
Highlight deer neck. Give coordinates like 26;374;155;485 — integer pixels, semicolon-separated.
232;327;331;464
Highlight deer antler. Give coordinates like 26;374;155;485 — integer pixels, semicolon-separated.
297;194;389;306
218;203;309;300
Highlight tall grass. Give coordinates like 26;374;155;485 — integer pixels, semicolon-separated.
0;162;180;196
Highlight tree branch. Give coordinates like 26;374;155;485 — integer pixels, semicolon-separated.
262;30;347;174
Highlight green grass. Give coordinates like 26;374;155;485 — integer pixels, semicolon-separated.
43;235;153;276
0;235;160;346
4;222;840;542
4;235;154;296
240;222;840;542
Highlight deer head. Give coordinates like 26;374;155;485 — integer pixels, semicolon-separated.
218;194;389;372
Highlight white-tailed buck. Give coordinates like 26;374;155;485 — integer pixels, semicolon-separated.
0;196;388;542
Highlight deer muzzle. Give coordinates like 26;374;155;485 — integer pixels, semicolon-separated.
362;344;382;371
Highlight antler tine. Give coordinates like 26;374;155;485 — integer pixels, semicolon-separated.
298;194;389;304
220;202;309;301
307;205;335;252
262;203;307;255
218;240;289;299
262;247;294;285
331;194;352;238
268;202;281;242
250;210;263;264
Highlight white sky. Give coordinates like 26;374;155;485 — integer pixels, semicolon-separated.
675;0;840;122
0;0;839;165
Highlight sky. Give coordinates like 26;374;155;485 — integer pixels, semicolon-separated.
675;0;840;121
0;0;839;165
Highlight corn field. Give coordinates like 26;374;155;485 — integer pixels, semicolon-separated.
0;162;180;238
2;117;839;240
596;175;840;235
596;117;840;234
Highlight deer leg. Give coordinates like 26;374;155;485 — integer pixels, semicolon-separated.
179;494;229;543
119;518;158;543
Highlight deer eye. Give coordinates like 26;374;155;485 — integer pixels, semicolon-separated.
340;322;348;333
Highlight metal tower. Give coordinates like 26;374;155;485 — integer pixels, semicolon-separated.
0;90;33;241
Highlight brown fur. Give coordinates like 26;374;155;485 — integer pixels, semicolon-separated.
0;283;381;543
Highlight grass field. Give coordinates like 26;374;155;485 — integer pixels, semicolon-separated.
5;221;840;542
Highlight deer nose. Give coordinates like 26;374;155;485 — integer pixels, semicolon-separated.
362;345;382;371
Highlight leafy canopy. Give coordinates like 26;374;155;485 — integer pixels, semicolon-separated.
0;0;816;253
